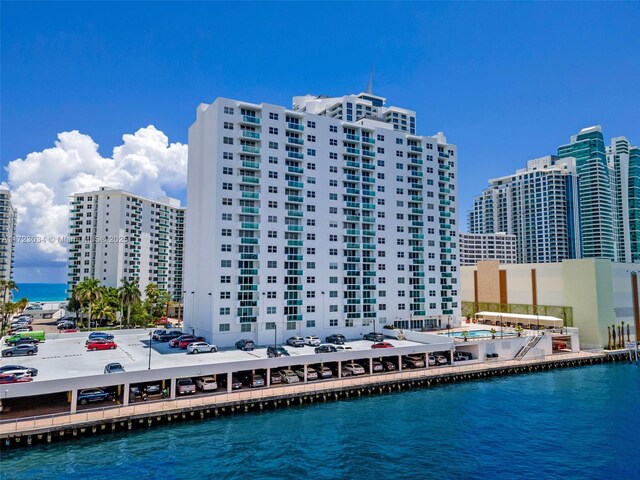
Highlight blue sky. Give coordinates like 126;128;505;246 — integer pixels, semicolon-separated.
1;1;639;282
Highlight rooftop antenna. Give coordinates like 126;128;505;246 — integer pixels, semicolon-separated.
366;68;373;94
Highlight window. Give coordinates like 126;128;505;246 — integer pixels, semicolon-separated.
307;162;316;170
222;182;233;190
219;323;230;332
220;291;231;299
268;276;277;283
307;204;316;212
224;106;234;114
307;233;316;240
307;148;316;156
222;198;232;206
329;305;338;312
267;306;276;314
330;319;338;327
223;167;233;175
221;244;231;252
307;276;316;283
306;320;316;328
377;134;384;141
269;141;278;149
268;245;277;253
307;291;316;298
223;152;233;160
307;247;316;255
329;165;338;173
329;193;338;200
222;213;232;221
329;207;338;214
307;135;316;142
306;305;316;313
330;139;338;146
267;260;277;268
329;234;337;241
221;228;231;236
307;191;316;198
329;125;338;133
269;112;279;120
241;324;252;333
268;201;278;208
267;291;277;299
329;179;338;187
221;259;231;267
307;176;316;184
266;322;276;330
268;215;277;222
223;122;234;130
223;137;233;145
220;276;231;283
330;152;338;159
268;231;277;238
269;156;278;164
307;121;316;128
307;262;315;269
269;171;278;179
287;322;297;330
329;248;337;255
269;127;278;135
307;218;316;226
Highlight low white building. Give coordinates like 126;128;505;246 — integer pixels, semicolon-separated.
67;188;185;300
459;232;517;266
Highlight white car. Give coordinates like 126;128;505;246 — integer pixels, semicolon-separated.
195;376;218;391
335;345;353;351
187;342;218;354
316;366;333;379
295;367;318;381
304;335;321;346
343;363;365;376
279;369;300;384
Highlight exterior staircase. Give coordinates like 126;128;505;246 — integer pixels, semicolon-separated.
515;335;542;359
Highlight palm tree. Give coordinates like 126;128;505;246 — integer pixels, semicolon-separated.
0;280;17;309
118;279;141;328
74;278;102;330
92;298;116;327
607;326;612;350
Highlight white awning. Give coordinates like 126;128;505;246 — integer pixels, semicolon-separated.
475;311;563;327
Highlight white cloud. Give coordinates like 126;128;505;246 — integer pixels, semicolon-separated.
6;126;188;269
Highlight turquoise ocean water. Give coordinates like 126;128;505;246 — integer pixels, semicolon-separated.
1;363;638;479
13;283;67;302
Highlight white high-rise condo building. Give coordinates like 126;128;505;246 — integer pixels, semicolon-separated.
459;232;517;266
0;187;17;283
468;156;580;263
607;136;640;263
67;188;185;299
185;92;460;346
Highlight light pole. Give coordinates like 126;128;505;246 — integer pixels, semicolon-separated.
190;291;195;335
261;292;266;345
208;292;212;341
148;330;152;370
321;291;325;329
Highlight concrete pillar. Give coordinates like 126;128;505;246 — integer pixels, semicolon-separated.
338;360;342;378
398;355;403;371
449;350;454;364
169;378;177;399
303;364;308;382
123;383;130;406
266;368;271;387
424;353;428;368
70;389;78;413
227;372;233;393
369;358;374;374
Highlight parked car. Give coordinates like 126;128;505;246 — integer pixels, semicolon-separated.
2;344;38;357
235;339;255;351
156;330;183;342
179;336;206;349
343;363;365;376
243;374;265;388
270;371;283;384
295;367;318;381
196;376;218;391
286;336;304;347
219;375;242;390
316;365;333;379
151;329;165;340
371;341;394;349
0;365;38;377
304;335;321;346
363;332;385;342
6;331;45;344
325;334;346;345
169;335;198;348
10;327;33;334
267;345;290;358
143;384;161;395
187;342;217;354
5;337;41;347
78;388;114;405
177;378;196;395
335;345;353;352
279;369;300;384
405;355;426;368
57;321;76;330
315;344;337;354
434;354;449;365
87;340;118;351
369;360;384;373
0;373;32;384
383;360;396;371
454;351;472;361
104;363;125;374
85;332;114;345
428;355;437;366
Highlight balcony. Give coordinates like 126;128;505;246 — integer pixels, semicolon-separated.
242;145;260;154
346;215;361;222
241;222;259;230
287;269;303;276
287;122;304;131
408;171;423;178
362;137;375;144
286;151;304;160
411;158;423;165
346;160;360;168
287;210;303;217
242;206;259;214
287;299;303;306
346;243;361;249
346;188;360;195
412;195;423;202
241;284;258;291
412;208;424;214
362;243;375;250
346;201;360;209
346;256;360;263
362;190;375;197
242;130;260;139
240;269;258;275
363;271;376;277
287;137;304;145
241;238;259;244
362;230;376;237
287;195;304;203
241;176;260;184
362;203;375;210
346;134;360;141
288;240;303;246
287;225;303;232
241;115;260;125
410;146;423;153
242;192;260;199
288;181;304;188
345;174;360;182
346;229;360;236
438;151;450;158
362;177;375;183
362;150;375;158
288;166;304;174
362;216;375;223
362;163;375;170
240;253;258;260
439;188;451;194
345;147;360;155
287;284;303;290
287;254;303;261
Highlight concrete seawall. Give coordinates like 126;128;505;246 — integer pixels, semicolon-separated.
2;350;631;449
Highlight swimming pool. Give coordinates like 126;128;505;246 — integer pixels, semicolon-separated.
441;329;516;338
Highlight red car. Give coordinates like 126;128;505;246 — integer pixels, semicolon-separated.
87;340;118;351
0;373;33;384
371;342;394;349
179;336;205;349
